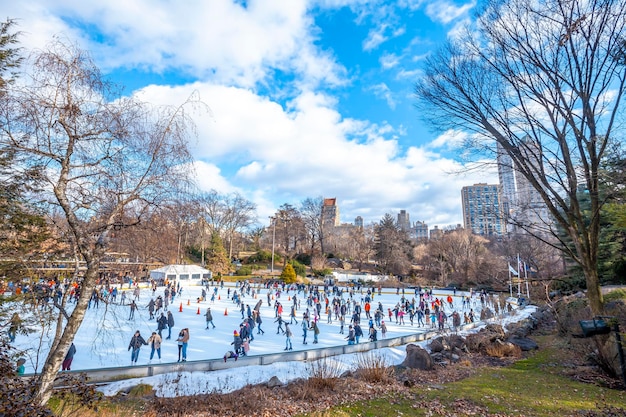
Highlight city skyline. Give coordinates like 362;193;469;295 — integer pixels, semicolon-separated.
5;1;497;227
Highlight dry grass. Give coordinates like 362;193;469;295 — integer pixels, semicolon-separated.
353;351;394;383
305;357;343;390
485;341;522;358
127;383;155;397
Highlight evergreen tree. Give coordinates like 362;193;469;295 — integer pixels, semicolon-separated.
374;214;412;276
0;19;49;279
280;263;297;284
205;232;233;275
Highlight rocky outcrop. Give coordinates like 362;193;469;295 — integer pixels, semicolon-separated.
266;376;283;388
402;309;546;370
508;336;538;351
401;344;433;370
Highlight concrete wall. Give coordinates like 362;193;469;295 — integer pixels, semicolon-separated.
60;321;480;385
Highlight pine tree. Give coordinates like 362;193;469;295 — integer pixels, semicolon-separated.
280;263;297;284
205;232;233;275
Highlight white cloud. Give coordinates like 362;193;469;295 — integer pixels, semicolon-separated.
380;52;400;69
192;161;236;194
425;0;475;25
368;83;397;109
9;0;346;90
135;81;490;227
428;129;469;150
363;23;390;51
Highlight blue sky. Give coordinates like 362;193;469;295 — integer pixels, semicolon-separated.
6;0;495;228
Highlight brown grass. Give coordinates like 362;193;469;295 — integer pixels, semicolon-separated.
353;351;394;383
305;357;343;390
485;341;522;358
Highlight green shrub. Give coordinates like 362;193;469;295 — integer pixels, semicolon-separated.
290;260;306;277
280;263;297;284
236;266;252;276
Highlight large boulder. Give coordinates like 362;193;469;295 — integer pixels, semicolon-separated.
448;334;466;350
267;376;283;388
508;336;539;351
402;344;433;370
466;324;506;353
429;338;445;353
484;323;506;336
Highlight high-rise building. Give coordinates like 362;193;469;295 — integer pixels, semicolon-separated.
397;210;410;231
497;136;552;234
461;183;507;236
322;198;340;229
430;225;443;239
354;216;363;228
414;221;429;241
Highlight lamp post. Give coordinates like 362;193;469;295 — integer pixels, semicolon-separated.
270;216;276;275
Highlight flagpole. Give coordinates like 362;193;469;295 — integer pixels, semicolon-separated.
508;263;513;297
517;254;522;297
524;261;530;298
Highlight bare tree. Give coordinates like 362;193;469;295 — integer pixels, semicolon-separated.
271;203;304;266
222;192;257;259
197;190;257;261
300;196;325;254
0;41;199;405
415;0;626;314
347;223;376;271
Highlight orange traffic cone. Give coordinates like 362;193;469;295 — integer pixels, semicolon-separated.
197;307;200;315
272;295;275;300
224;308;228;316
187;299;190;306
179;303;183;312
218;295;221;300
288;296;291;301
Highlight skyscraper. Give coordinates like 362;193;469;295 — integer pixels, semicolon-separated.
397;210;410;231
461;183;507;236
354;216;363;228
497;136;552;234
322;198;340;229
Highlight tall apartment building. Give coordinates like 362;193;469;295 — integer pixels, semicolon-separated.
461;183;507;236
430;225;443;239
354;216;363;228
497;137;551;234
414;221;429;240
397;210;410;232
322;198;340;229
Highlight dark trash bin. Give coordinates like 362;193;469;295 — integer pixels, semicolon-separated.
579;319;611;337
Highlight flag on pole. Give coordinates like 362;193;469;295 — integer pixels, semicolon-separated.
508;263;519;276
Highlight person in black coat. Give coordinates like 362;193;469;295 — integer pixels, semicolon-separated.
354;323;363;343
157;313;168;337
256;313;264;335
128;330;147;364
166;311;175;339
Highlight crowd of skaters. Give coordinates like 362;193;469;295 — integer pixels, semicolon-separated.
218;279;507;362
4;275;511;368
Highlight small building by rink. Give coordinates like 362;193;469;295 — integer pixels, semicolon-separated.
149;264;212;286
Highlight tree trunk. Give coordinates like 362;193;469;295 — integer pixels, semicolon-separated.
583;266;604;316
34;260;100;406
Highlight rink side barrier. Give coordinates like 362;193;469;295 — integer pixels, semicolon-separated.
45;320;482;385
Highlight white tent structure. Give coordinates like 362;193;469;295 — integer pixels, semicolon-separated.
149;264;212;286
